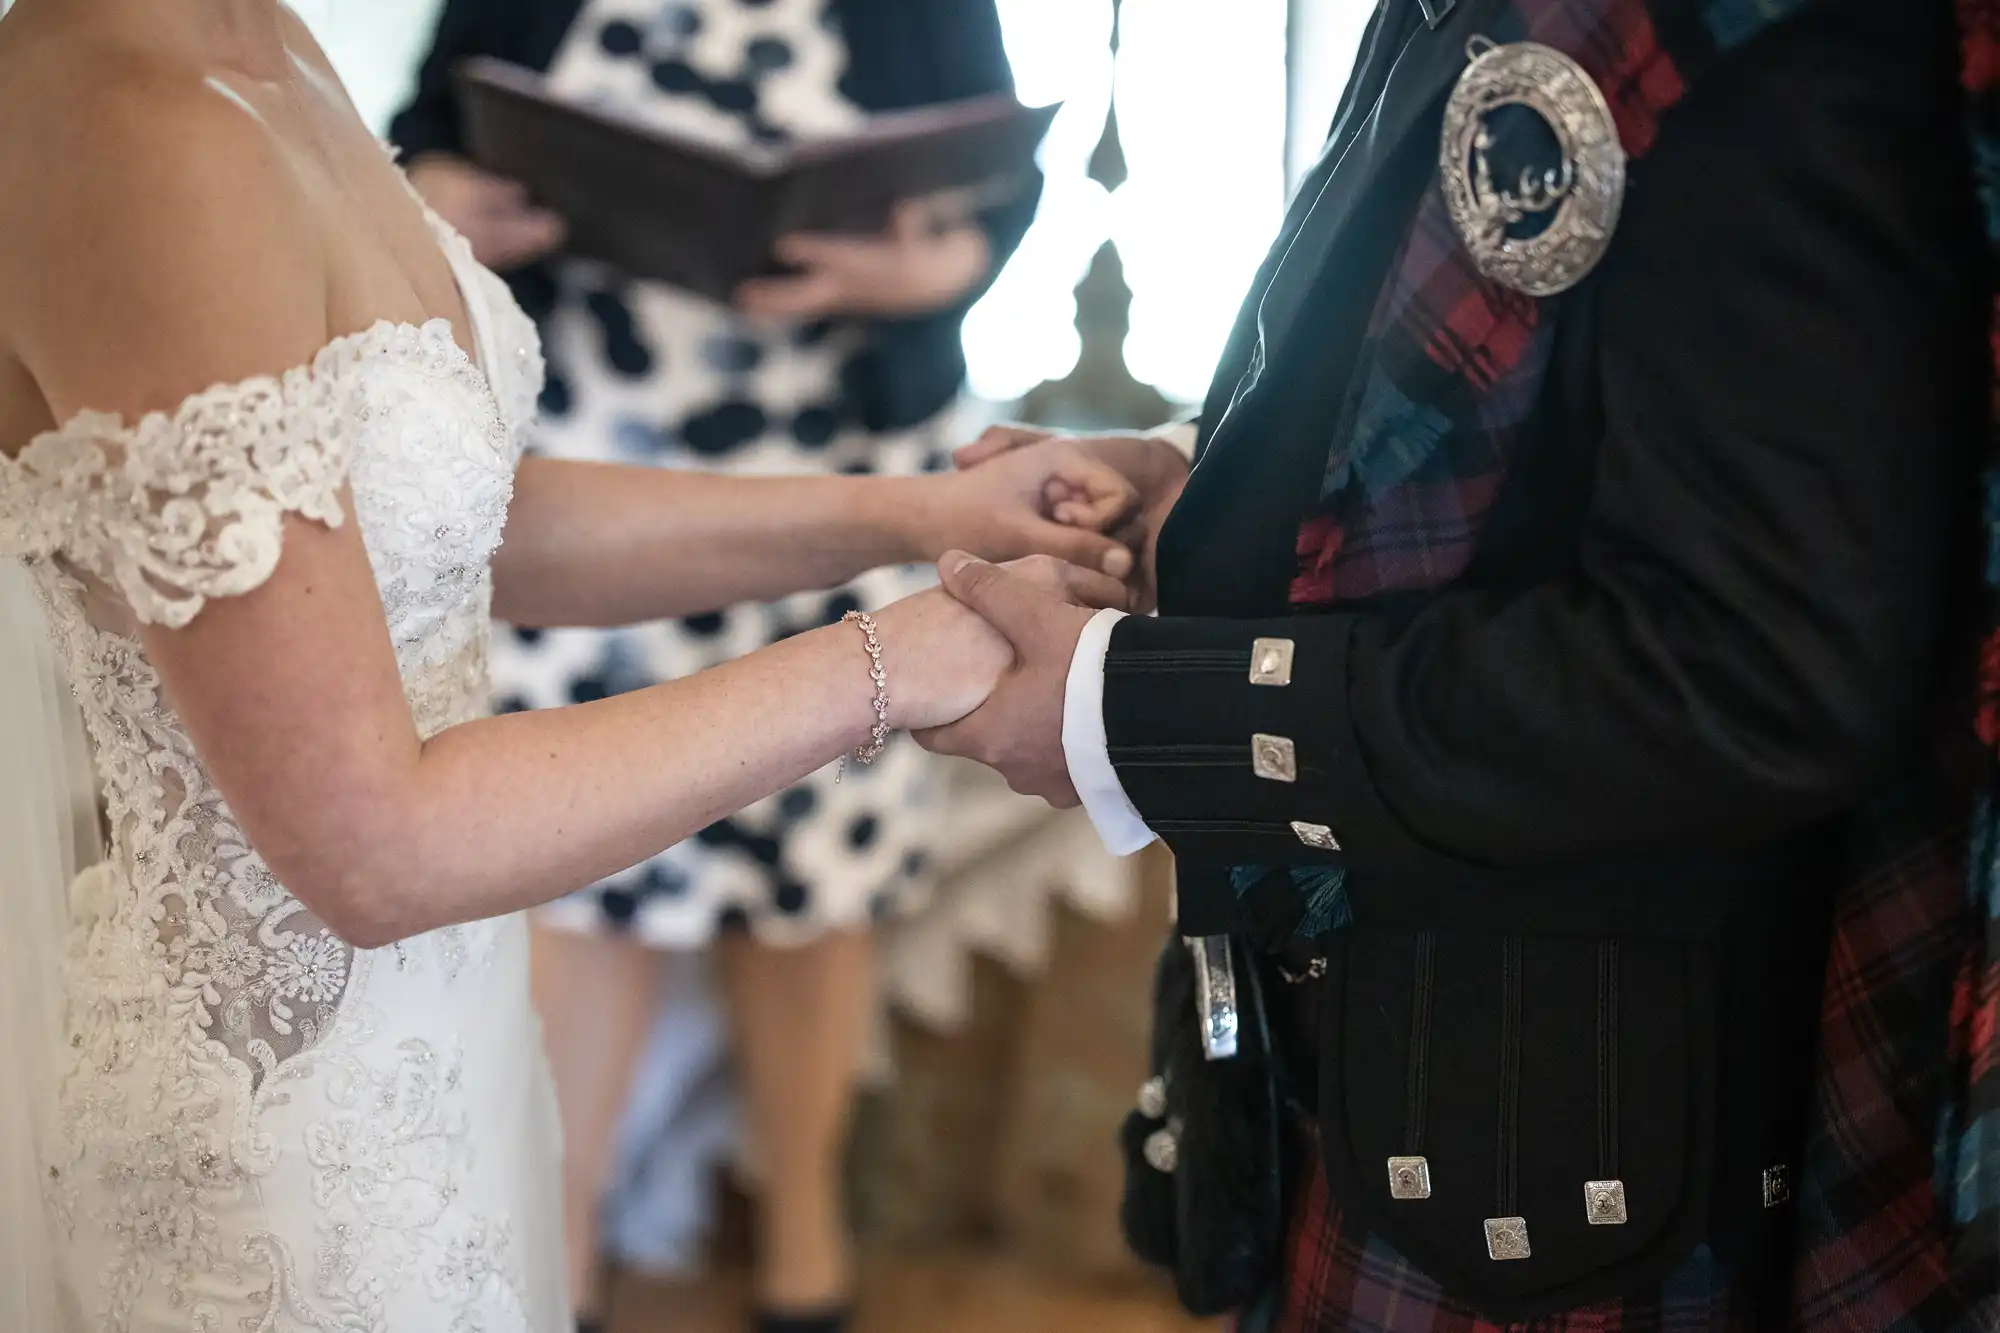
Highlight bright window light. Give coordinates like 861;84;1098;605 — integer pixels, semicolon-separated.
1111;0;1288;404
962;0;1118;403
968;0;1288;406
288;0;445;134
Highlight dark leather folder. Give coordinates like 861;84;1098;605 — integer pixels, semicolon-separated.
452;58;1058;301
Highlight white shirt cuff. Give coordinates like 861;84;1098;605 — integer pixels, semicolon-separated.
1062;608;1158;856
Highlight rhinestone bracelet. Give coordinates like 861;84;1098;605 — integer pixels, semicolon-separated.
839;610;890;780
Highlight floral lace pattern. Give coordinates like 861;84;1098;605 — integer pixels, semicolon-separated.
244;1033;525;1333
8;209;555;1329
0;372;352;629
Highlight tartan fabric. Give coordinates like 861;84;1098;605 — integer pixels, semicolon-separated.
1256;0;2000;1326
1949;0;2000;1322
1287;169;1550;605
1784;0;1999;1325
1257;1128;1759;1333
1290;0;1701;608
1786;813;1981;1332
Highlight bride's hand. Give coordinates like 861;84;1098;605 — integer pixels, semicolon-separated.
953;423;1192;614
901;438;1143;582
869;556;1133;731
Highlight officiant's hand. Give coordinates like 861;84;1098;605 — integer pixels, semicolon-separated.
905;438;1145;593
913;551;1097;807
406;156;567;271
955;425;1192;612
734;197;991;320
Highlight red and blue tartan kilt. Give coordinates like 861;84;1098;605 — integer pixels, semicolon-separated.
1249;1134;1759;1333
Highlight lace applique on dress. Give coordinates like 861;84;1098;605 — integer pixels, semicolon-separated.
0;354;355;629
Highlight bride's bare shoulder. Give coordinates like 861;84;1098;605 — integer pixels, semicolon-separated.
0;17;328;434
0;20;302;230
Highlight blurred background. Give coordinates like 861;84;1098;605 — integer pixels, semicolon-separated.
271;3;1370;1329
292;0;1368;417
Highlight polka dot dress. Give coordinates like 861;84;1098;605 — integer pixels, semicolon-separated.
503;0;960;949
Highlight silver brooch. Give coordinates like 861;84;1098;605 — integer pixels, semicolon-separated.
1439;37;1626;297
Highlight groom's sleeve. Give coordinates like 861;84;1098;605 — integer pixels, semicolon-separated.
1097;26;1982;879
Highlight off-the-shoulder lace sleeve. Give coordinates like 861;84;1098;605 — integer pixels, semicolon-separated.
0;367;349;629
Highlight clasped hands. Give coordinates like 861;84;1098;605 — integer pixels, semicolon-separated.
907;424;1190;810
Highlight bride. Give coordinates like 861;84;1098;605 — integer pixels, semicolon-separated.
0;1;1143;1329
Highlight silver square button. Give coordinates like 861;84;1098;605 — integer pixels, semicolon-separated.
1387;1156;1431;1200
1251;734;1297;782
1484;1216;1532;1261
1249;637;1295;686
1584;1180;1628;1225
1291;821;1341;851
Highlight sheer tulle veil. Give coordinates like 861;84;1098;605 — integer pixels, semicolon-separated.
1;559;97;1331
0;3;84;1316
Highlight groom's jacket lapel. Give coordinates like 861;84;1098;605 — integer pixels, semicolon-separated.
1160;0;1506;621
1241;0;1498;387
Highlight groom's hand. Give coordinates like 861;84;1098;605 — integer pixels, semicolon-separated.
914;551;1098;807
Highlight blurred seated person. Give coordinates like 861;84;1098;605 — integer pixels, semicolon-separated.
389;4;1040;1332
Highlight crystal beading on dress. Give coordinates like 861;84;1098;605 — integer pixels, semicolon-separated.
0;209;568;1332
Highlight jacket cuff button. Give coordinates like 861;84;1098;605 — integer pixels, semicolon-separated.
1249;637;1295;686
1291;821;1341;851
1252;734;1297;782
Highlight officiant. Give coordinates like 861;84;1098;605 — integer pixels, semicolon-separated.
388;5;1047;1333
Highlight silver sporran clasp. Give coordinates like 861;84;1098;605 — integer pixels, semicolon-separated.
1186;934;1239;1061
1439;37;1626;297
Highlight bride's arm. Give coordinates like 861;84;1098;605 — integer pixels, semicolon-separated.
2;86;1023;950
492;448;1138;629
157;539;992;950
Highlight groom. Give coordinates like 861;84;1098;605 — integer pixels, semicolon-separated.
924;0;1998;1327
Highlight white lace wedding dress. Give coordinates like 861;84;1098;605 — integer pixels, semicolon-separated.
0;206;570;1332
